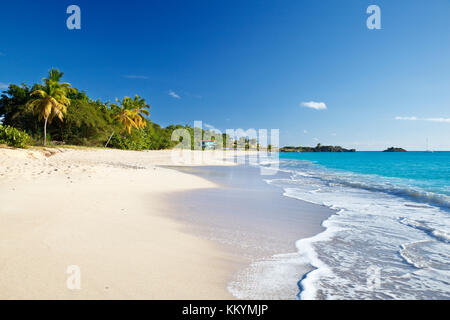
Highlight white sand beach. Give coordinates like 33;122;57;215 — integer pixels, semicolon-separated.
0;148;244;299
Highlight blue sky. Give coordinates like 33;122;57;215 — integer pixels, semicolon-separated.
0;0;449;150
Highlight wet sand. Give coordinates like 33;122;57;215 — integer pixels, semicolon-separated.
164;165;334;299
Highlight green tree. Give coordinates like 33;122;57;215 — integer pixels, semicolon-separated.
26;69;72;145
105;95;150;147
0;84;35;131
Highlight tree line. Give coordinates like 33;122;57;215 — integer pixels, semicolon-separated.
0;69;200;150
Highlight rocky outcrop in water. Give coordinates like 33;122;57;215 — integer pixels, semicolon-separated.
383;147;407;152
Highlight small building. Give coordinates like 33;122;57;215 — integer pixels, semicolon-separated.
201;140;216;150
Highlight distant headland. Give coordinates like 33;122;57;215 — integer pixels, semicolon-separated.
280;144;356;153
383;147;407;152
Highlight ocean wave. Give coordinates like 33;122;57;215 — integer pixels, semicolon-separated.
399;218;450;244
294;210;345;300
234;156;450;299
399;241;431;269
276;158;450;299
291;170;450;211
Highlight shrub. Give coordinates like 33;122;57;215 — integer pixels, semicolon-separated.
108;129;150;151
0;124;30;148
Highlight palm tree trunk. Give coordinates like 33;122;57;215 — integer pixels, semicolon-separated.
43;117;48;146
105;131;114;148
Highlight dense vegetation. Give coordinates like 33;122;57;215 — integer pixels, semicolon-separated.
0;124;30;148
0;69;208;150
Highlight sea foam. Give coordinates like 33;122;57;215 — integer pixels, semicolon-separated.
231;154;450;300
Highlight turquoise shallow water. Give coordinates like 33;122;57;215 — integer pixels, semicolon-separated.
255;151;450;299
280;152;450;198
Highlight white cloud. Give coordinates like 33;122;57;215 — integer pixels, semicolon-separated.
395;116;418;121
425;118;450;123
395;116;450;123
331;133;337;136
301;101;327;110
0;82;9;89
168;90;181;99
313;137;319;141
123;75;148;79
303;130;308;134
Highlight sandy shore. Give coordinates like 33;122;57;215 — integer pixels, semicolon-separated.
0;147;244;299
165;165;332;299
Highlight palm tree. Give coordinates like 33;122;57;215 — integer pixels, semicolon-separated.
45;68;65;83
26;68;72;145
104;95;150;147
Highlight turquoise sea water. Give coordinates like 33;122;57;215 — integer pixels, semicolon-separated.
280;152;450;199
260;152;450;299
